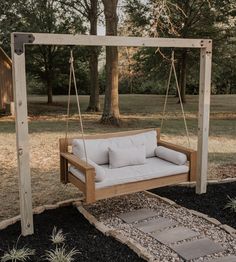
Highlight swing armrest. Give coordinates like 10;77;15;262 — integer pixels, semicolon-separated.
60;152;95;173
158;140;195;160
60;152;96;203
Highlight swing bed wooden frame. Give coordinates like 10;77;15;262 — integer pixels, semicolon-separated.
59;128;197;204
11;33;212;236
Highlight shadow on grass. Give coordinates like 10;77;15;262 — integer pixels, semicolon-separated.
208;152;236;165
0;118;235;140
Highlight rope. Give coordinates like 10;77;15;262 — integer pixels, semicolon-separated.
161;51;191;148
172;55;191;148
65;49;88;163
65;55;73;140
160;54;173;131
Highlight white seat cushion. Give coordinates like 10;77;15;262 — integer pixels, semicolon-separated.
72;130;157;165
69;157;189;189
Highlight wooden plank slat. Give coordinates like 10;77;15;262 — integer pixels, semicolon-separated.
85;169;96;203
68;172;86;193
64;128;160;145
95;173;189;201
189;151;197;181
12;32;208;48
60;152;95;173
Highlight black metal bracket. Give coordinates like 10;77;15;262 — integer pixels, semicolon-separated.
14;33;35;55
200;39;212;54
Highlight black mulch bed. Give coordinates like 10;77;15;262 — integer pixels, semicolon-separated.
0;206;145;262
150;182;236;229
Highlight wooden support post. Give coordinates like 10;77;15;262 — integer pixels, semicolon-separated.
196;41;212;194
11;34;34;235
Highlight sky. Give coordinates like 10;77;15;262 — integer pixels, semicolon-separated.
98;25;105;35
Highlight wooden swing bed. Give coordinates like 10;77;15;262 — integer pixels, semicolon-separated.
60;129;197;204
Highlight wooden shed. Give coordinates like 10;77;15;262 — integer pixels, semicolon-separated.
0;47;14;114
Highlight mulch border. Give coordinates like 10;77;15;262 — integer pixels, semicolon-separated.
0;198;83;231
1;177;236;236
0;197;153;261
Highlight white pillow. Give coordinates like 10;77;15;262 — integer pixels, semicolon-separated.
72;130;157;165
81;158;105;182
73;139;110;165
108;144;146;169
140;130;157;157
108;131;157;158
155;146;187;165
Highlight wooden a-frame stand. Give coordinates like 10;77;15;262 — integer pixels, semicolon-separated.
11;33;212;236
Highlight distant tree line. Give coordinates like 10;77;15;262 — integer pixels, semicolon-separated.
0;0;236;125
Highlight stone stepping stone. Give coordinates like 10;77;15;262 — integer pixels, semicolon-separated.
135;217;178;233
172;238;224;261
118;208;158;223
151;226;200;244
207;256;236;262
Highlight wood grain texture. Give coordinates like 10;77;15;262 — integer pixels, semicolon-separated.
196;45;212;194
11;36;33;236
95;173;189;201
60;152;95;173
13;32;210;48
62;128;160;145
189;151;197;182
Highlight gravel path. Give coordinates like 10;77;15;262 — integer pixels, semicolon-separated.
150;182;236;229
84;192;236;262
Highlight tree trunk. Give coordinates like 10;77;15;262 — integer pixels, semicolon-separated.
46;75;53;104
87;0;100;112
100;0;120;125
178;50;187;103
46;47;54;104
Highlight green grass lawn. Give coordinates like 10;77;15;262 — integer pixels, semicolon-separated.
27;94;236;115
0;94;235;221
1;94;236;138
1;94;235;164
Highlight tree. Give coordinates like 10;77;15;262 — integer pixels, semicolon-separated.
18;0;84;104
125;0;235;100
101;0;120;125
170;0;217;102
87;0;100;112
0;0;92;102
0;0;24;53
62;0;101;111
